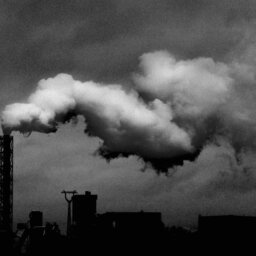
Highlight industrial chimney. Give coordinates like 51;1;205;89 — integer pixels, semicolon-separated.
0;135;13;233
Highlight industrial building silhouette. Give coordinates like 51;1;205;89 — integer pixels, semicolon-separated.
9;190;256;255
198;215;256;239
10;191;165;255
65;190;164;239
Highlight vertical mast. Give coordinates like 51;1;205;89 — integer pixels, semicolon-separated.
0;135;13;233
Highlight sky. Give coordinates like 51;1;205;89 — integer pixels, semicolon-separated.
1;0;256;230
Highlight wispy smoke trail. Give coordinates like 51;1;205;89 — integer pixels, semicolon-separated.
2;51;256;172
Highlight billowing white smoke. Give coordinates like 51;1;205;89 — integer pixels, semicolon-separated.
2;50;249;171
134;51;233;117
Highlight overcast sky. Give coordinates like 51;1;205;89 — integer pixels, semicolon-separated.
2;0;256;230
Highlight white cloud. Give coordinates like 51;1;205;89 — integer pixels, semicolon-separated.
133;50;233;116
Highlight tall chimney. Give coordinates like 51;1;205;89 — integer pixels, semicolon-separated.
0;135;13;233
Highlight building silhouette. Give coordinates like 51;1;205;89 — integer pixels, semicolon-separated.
198;215;256;239
98;211;163;234
72;191;97;226
11;191;256;255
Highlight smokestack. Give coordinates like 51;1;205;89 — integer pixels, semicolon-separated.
0;135;13;233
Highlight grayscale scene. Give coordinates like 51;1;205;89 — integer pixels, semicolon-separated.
1;0;256;254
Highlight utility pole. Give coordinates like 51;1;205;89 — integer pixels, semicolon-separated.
61;190;77;236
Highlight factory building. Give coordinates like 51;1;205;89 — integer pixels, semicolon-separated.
98;211;163;234
67;190;163;239
198;215;256;239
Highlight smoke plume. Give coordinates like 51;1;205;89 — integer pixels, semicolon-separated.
2;51;255;172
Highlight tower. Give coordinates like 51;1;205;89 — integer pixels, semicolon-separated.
72;191;97;226
0;135;13;233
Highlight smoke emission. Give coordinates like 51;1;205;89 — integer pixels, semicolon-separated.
1;51;255;172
